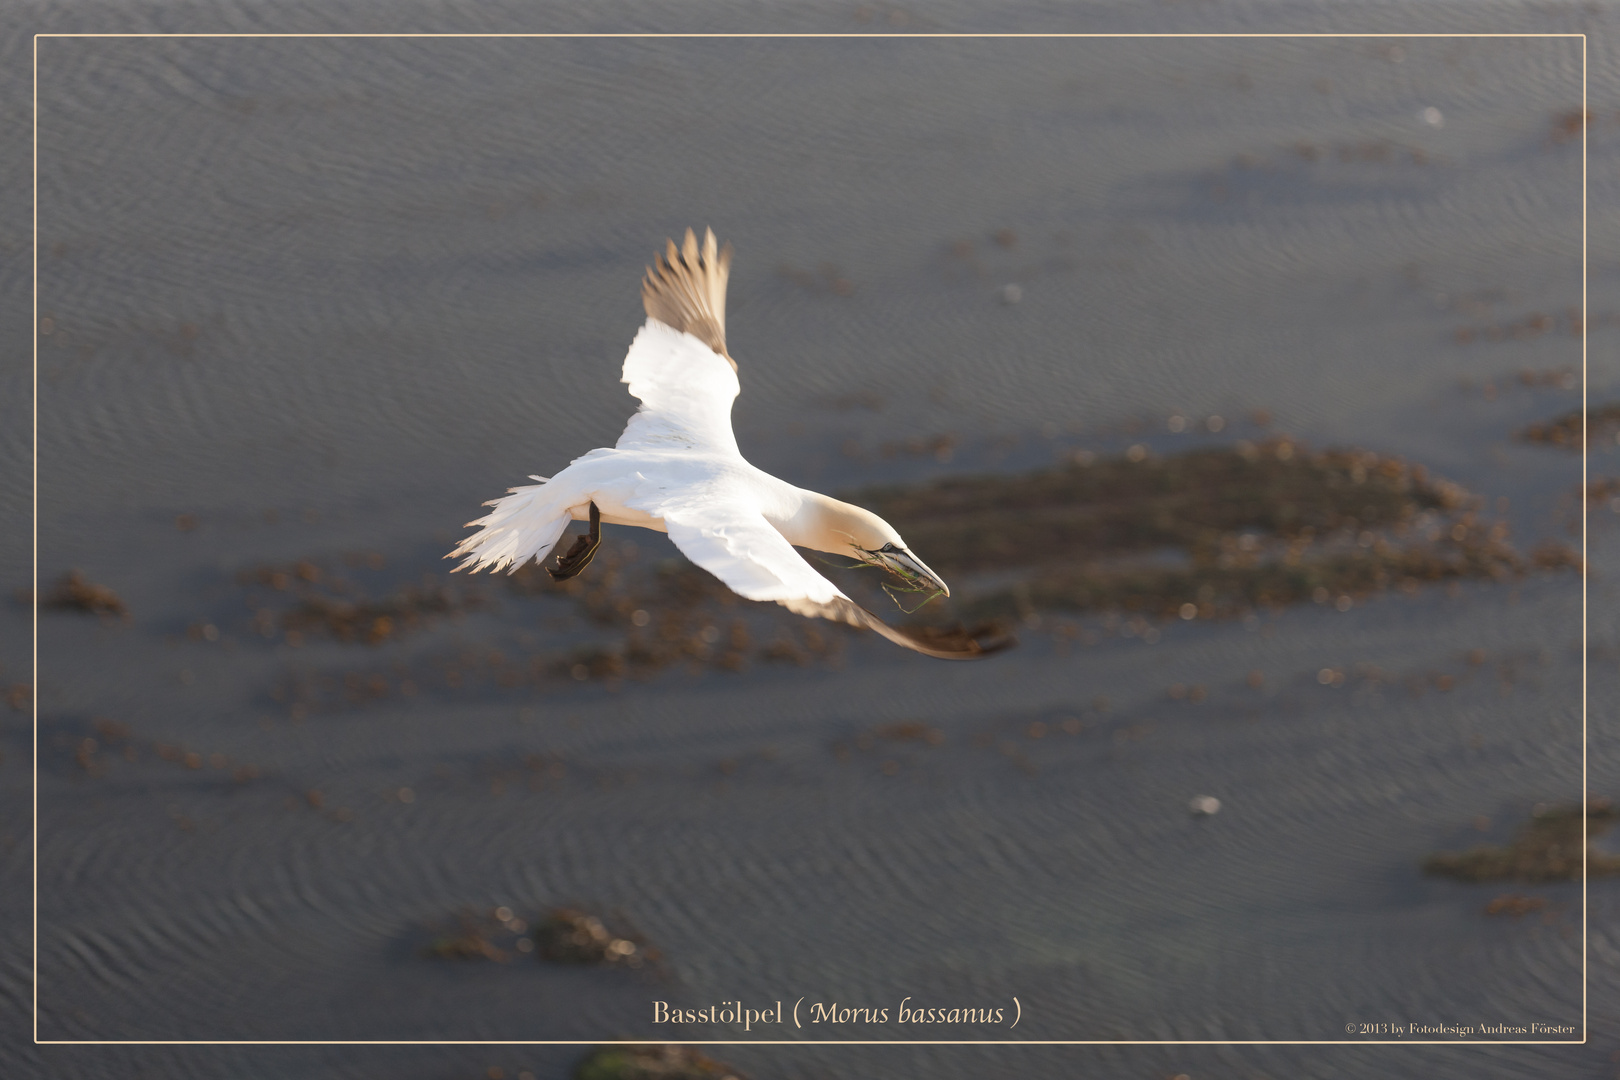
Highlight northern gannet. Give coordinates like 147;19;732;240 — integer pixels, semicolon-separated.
450;229;1009;660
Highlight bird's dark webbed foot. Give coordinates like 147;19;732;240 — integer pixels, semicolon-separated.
548;502;602;580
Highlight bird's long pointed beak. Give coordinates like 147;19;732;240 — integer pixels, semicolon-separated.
877;545;950;598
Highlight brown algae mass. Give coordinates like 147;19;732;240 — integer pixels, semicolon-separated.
423;906;657;966
55;715;263;786
574;1045;745;1080
38;571;128;618
1484;894;1548;917
1519;402;1620;449
535;908;657;968
237;561;480;644
510;548;843;681
1424;799;1620;883
853;439;1576;621
424;906;533;962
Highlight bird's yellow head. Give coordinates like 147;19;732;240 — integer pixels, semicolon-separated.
820;500;951;601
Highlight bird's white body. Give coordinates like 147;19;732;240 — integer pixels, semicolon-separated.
561;450;819;543
450;230;1005;658
454;320;849;615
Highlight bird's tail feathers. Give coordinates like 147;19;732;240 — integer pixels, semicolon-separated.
447;478;573;575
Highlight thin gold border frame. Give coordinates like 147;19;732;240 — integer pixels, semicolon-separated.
31;31;1587;1049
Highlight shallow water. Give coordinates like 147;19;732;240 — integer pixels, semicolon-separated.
9;7;1620;1079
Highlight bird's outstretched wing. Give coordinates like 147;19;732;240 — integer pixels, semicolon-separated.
647;491;1010;660
617;227;741;455
641;227;733;369
614;320;741;455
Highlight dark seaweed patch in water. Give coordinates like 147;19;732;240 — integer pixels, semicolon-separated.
1588;477;1620;507
535;908;658;969
423;906;535;963
236;560;483;644
264;611;844;713
249;544;848;709
1520;402;1620;450
832;719;946;764
34;570;128;618
510;547;846;683
1452;309;1584;346
1549;108;1592;145
573;1045;745;1080
851;439;1579;621
1484;894;1549;917
776;261;854;297
421;903;661;967
1425;799;1620;883
46;715;264;788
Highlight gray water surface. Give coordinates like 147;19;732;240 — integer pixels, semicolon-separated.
10;8;1620;1079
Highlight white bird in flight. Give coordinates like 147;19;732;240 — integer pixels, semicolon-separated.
450;229;1009;659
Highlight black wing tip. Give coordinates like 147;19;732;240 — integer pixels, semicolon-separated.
899;621;1018;660
821;597;1016;660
